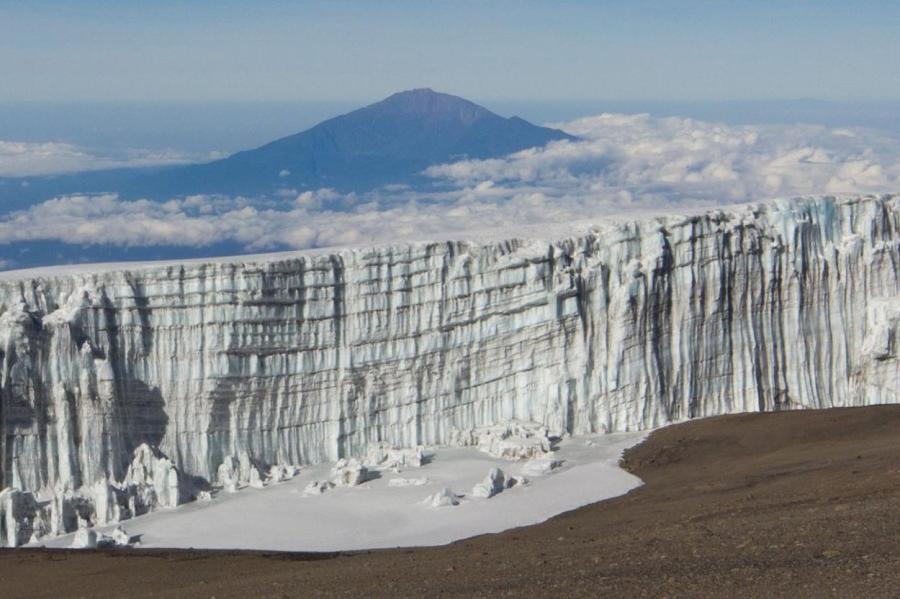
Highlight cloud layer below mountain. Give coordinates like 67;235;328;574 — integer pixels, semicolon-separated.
0;141;218;176
427;113;900;201
1;113;898;263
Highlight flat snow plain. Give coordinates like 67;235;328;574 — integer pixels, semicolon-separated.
37;432;645;552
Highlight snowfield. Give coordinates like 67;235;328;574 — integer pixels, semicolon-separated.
35;432;644;552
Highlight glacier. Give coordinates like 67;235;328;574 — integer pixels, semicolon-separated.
0;194;897;544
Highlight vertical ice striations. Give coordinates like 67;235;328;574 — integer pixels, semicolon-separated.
0;195;897;496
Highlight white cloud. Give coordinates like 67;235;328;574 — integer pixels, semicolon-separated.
0;113;898;256
0;189;666;251
0;140;219;177
425;113;900;203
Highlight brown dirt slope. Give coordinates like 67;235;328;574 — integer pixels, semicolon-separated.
3;405;900;598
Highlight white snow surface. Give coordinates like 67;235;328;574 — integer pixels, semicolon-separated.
35;432;644;552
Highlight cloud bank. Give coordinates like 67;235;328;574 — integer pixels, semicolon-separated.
427;113;900;202
0;141;219;177
1;113;898;261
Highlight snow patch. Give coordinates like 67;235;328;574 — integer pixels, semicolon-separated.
33;431;646;552
388;477;429;487
522;456;565;477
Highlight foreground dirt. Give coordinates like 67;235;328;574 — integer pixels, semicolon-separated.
4;405;900;598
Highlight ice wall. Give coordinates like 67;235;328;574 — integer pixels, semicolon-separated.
1;195;897;495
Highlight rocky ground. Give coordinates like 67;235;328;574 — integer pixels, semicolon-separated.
3;405;900;598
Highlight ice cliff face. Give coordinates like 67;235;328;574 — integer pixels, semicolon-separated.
1;195;898;507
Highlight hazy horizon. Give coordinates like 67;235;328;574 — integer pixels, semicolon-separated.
3;97;900;156
3;1;900;103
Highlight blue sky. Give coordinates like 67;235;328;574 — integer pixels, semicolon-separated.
1;1;899;271
2;1;900;103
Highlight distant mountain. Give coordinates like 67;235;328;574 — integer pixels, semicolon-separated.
0;89;576;209
194;88;577;193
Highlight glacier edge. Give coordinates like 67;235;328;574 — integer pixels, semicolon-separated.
0;194;897;516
